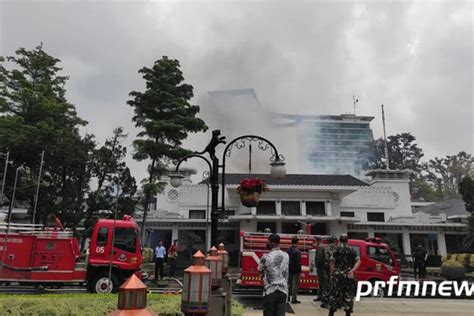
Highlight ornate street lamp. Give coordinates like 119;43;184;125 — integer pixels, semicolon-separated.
171;130;285;247
181;250;212;315
205;246;223;289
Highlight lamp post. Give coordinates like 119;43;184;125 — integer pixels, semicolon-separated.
1;166;22;274
0;151;9;209
170;130;285;247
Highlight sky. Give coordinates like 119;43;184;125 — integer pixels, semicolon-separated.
0;0;472;183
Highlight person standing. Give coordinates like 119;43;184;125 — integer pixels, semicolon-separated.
154;240;166;281
328;234;361;316
287;237;302;304
258;234;289;316
413;243;428;279
168;239;178;278
313;237;327;305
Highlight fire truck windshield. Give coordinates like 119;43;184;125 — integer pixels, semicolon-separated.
113;227;137;253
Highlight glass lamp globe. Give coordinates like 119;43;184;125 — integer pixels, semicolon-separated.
270;161;286;179
169;174;184;188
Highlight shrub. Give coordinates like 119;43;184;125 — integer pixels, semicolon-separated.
142;247;154;263
441;260;466;281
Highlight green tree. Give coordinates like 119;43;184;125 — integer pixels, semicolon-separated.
424;151;474;199
459;176;474;248
85;127;137;229
0;45;93;226
371;133;424;174
127;56;208;239
410;177;443;202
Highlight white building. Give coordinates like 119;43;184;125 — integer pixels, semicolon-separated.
142;169;468;266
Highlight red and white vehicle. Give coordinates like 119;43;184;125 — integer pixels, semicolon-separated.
0;215;143;293
238;232;400;291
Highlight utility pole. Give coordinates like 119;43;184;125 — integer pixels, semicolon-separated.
0;151;9;208
381;104;390;169
32;151;45;224
2;167;20;272
108;184;121;290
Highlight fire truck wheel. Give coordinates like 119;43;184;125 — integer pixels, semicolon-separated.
90;272;119;294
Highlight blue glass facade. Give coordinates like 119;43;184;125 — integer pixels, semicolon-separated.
273;114;374;174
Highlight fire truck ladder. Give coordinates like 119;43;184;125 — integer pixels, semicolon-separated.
0;223;73;238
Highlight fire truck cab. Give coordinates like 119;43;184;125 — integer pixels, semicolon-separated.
238;232;400;291
0;215;143;293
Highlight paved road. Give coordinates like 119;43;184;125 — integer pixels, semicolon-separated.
241;297;473;315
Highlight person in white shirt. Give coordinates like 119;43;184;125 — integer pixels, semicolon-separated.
154;240;166;280
258;234;289;316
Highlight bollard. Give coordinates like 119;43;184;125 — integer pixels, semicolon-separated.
108;274;157;316
181;251;212;316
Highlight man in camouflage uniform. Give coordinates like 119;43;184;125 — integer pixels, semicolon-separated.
314;236;336;308
328;234;361;316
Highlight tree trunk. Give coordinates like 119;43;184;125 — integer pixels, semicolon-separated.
140;158;156;243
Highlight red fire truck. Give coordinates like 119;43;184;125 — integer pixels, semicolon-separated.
0;215;143;293
238;232;400;291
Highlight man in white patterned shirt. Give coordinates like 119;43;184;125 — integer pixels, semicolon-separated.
258;234;289;316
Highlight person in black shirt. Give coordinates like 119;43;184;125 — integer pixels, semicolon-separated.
287;236;302;304
413;244;428;279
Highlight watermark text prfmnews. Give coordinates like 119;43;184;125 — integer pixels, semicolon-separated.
356;276;474;301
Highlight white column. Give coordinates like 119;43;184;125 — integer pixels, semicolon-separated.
301;201;307;216
368;230;375;238
251;206;256;216
326;201;332;216
402;231;412;256
276;201;282;216
171;225;179;242
437;232;447;256
276;221;282;234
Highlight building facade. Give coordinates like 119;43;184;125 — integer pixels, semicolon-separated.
270;113;375;174
142;169;468;267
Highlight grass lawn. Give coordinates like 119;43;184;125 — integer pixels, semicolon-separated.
0;293;245;316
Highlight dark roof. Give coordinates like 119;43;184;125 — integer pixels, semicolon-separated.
413;199;469;217
201;173;368;187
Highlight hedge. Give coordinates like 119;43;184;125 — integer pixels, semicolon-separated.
0;293;245;316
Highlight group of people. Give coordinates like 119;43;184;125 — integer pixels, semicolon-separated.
258;234;360;316
154;239;178;280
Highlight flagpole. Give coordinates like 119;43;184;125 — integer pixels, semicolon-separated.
382;104;390;169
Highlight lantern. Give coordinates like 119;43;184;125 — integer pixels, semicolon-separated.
217;243;229;275
181;250;212;315
109;274;156;316
205;246;223;289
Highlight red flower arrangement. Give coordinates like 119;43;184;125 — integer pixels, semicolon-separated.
237;178;269;194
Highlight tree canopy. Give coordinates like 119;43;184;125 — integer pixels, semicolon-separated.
0;45;136;228
459;176;474;248
0;45;93;226
371;133;424;173
127;56;208;238
423;151;474;199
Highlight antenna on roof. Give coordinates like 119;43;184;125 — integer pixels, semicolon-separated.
352;92;359;116
381;104;390;169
